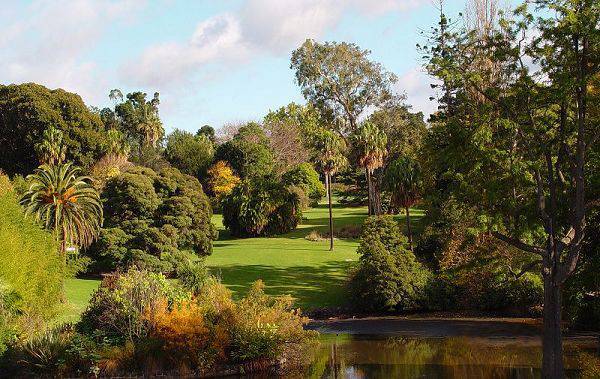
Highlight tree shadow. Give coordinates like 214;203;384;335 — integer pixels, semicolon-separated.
208;261;357;310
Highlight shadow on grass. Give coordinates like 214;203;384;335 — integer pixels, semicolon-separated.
209;261;356;310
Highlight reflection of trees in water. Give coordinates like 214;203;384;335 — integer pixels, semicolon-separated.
304;336;570;378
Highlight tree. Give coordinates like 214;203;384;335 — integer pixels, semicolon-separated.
384;157;421;250
291;39;397;134
35;126;66;165
214;122;273;179
206;160;240;199
114;91;164;149
310;129;347;251
21;163;103;259
263;103;317;173
420;1;600;376
352;121;387;216
196;125;216;144
282;163;326;207
165;129;214;178
0;83;107;176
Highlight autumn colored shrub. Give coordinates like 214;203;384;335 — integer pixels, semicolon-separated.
206;160;240;198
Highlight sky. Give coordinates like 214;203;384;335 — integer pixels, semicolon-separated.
1;0;475;134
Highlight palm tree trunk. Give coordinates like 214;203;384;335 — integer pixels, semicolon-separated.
327;172;334;251
405;206;413;250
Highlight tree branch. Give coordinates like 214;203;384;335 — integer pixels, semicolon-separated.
492;231;546;256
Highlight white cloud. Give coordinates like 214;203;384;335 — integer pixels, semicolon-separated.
395;67;439;117
0;0;143;104
122;0;428;87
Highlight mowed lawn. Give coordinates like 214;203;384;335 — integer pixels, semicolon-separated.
63;202;424;320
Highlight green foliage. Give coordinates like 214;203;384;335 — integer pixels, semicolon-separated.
196;125;216;143
214;122;273;178
0;83;107;176
85;165;217;274
309;128;347;175
21;162;103;256
164;129;214;178
113;91;164;149
384;156;421;210
0;174;64;350
350;216;429;312
282;163;325;207
221;176;302;237
78;270;187;344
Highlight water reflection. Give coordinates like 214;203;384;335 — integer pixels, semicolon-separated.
303;335;593;379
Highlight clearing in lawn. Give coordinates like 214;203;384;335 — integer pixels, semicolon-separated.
63;202;424;318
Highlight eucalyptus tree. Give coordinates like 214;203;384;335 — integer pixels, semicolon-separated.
21;163;103;259
352;122;387;216
421;1;600;376
291;39;396;135
384;157;421;250
35;126;66;165
311;129;347;251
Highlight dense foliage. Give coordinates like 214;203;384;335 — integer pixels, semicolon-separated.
0;83;107;176
0;175;64;353
281;163;325;207
222;176;302;237
85;165;217;273
350;216;429;312
164;129;214;178
2;270;315;377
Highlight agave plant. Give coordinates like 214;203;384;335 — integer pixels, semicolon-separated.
21;163;103;257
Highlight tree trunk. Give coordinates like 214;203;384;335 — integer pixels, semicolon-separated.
542;273;564;379
366;169;372;216
325;174;330;204
405;206;413;251
327;172;334;251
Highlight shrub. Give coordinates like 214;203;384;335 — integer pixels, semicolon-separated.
79;270;188;344
349;216;430;312
282;163;325;207
85;165;218;274
0;174;63;347
222;176;302;237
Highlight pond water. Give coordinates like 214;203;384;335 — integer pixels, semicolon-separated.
301;334;594;379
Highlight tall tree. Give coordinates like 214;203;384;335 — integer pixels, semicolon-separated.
0;83;107;176
352;122;387;216
113;91;164;149
291;39;397;135
164;129;214;178
311;129;347;251
420;1;600;376
384;156;422;250
21;163;103;258
35;126;67;165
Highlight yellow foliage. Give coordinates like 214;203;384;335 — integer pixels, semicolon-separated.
207;160;240;197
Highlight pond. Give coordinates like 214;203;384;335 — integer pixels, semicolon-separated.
232;318;598;378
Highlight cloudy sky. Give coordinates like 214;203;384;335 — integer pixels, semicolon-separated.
1;0;472;133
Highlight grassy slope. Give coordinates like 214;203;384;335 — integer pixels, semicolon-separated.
63;202;424;318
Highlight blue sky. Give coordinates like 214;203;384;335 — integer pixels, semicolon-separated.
1;0;477;134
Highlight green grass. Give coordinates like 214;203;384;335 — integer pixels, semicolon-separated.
62;201;424;318
59;278;102;323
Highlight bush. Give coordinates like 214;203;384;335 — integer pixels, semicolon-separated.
85;165;218;274
221;176;302;237
0;174;63;349
349;216;430;312
282;163;325;207
79;270;188;344
214;123;273;179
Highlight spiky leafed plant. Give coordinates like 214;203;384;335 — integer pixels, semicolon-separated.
21;163;103;258
384;156;421;250
35;126;67;165
106;128;131;157
312;129;347;251
352;121;387;216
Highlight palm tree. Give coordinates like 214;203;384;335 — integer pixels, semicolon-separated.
35;126;67;165
312;129;347;251
106;128;131;157
135;92;163;148
21;163;103;259
352;121;387;216
384;156;421;250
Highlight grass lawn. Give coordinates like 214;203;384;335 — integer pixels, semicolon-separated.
62;201;424;319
